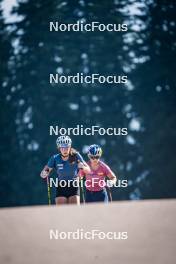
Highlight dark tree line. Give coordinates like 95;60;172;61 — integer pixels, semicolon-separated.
0;0;176;206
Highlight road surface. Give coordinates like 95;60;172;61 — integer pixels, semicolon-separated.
0;199;175;264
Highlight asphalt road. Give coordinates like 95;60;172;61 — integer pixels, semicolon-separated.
0;199;175;264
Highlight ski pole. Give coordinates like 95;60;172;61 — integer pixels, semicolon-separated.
80;178;85;204
108;188;113;202
46;176;51;205
106;186;113;202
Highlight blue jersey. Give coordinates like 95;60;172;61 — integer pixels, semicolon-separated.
47;152;85;181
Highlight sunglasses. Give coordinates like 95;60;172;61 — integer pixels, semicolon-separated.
89;155;100;160
60;147;70;150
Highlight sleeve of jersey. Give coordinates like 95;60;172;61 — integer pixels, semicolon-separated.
47;155;55;169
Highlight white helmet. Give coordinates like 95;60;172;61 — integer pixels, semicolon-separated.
56;136;72;148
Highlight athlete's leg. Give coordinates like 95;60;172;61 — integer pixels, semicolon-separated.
55;196;68;205
68;195;80;204
92;189;109;203
85;189;93;203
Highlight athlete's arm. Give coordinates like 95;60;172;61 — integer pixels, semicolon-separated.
78;169;85;179
78;161;90;173
105;164;117;185
40;166;53;178
77;153;90;173
107;171;117;180
40;165;53;179
107;171;117;185
40;155;55;178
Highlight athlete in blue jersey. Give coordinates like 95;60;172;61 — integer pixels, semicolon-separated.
40;136;90;205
